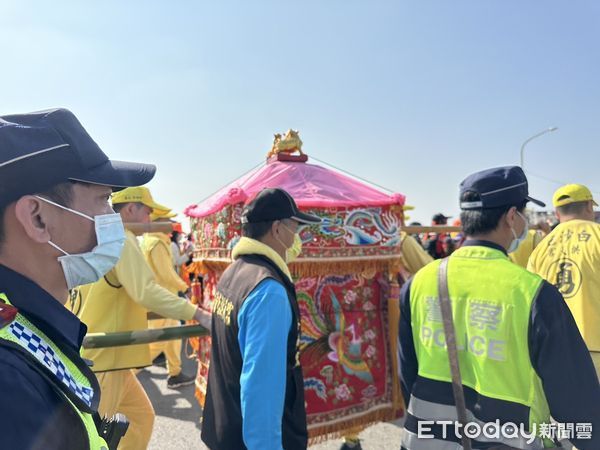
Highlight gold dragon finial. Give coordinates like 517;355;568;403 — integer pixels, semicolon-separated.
267;129;305;159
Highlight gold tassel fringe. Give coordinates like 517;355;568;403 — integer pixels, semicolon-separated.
190;257;406;277
307;406;404;445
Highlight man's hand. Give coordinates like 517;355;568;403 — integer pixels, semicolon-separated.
193;307;211;331
177;288;191;299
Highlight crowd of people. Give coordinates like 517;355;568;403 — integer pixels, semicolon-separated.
399;168;600;450
411;211;555;266
0;108;598;450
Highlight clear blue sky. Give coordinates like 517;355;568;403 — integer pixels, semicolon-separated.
1;1;599;225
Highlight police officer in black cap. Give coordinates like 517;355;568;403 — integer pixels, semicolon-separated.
399;166;600;450
201;188;320;450
0;108;155;449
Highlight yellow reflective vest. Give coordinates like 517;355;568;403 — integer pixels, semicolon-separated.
0;295;108;449
408;245;552;448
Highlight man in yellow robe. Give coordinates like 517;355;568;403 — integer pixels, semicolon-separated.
142;210;195;388
528;183;600;378
76;186;210;450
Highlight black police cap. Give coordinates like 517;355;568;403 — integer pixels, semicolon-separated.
0;108;156;205
459;166;545;210
241;188;321;224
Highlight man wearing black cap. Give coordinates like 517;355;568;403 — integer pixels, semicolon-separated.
201;188;320;450
424;213;453;259
0;108;156;449
399;166;600;449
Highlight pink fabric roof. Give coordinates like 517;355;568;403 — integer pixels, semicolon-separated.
185;159;405;218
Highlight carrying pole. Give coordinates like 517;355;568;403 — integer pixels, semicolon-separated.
82;324;209;349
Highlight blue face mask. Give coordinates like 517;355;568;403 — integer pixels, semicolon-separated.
36;196;126;290
508;211;529;253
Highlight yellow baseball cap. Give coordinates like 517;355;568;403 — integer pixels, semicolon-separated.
111;186;170;213
149;210;177;222
552;184;598;207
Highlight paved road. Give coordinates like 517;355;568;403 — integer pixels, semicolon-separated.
139;345;574;450
138;342;572;450
139;345;404;449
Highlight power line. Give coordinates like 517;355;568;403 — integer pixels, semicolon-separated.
525;170;600;197
310;156;397;194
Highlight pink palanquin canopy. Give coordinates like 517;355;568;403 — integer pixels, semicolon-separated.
185;158;405;218
186;154;408;442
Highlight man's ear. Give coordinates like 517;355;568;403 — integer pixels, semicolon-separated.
116;203;134;221
121;203;133;215
13;196;52;243
504;206;518;229
270;220;280;238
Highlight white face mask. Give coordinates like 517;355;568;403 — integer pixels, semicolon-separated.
35;196;126;290
508;211;529;253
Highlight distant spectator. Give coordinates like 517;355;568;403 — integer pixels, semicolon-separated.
182;233;195;265
442;235;456;256
408;221;424;246
170;230;191;272
423;213;452;259
450;218;466;248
